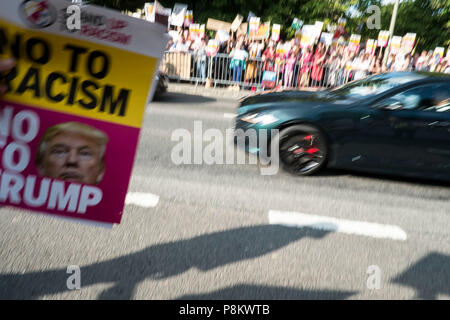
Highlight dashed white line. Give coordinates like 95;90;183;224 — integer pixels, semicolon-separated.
223;113;236;119
126;192;160;208
269;210;407;241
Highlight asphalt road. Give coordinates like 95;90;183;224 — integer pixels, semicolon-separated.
0;85;449;300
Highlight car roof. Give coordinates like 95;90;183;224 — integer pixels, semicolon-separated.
374;71;450;81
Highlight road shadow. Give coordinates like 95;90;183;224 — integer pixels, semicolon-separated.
176;284;356;300
0;224;330;300
154;92;216;104
391;252;450;299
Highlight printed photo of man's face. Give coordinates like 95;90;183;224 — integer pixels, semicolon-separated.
36;122;108;185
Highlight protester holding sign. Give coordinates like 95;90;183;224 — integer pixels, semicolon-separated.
171;33;190;52
158;7;450;91
326;50;340;87
261;42;276;88
229;41;248;87
262;42;276;72
298;46;313;87
311;43;326;85
284;46;299;88
245;40;259;84
390;36;402;55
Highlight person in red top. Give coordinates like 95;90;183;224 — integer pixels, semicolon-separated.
261;42;277;89
284;46;299;88
262;42;276;72
310;43;326;87
298;47;312;88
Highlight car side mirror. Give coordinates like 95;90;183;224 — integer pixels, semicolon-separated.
376;100;404;111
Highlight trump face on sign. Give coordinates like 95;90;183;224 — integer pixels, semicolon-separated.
36;122;108;185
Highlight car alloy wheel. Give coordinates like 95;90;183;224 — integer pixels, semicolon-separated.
277;125;328;176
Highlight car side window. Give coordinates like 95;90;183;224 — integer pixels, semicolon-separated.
388;83;450;112
426;84;450;113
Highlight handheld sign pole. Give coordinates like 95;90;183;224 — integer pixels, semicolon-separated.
383;0;400;67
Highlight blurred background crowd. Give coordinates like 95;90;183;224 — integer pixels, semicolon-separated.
164;26;449;90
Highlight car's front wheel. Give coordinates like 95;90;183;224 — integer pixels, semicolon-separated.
276;124;328;176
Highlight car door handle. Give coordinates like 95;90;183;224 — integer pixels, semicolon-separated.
428;121;450;128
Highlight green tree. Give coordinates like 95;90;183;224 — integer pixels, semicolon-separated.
89;0;450;51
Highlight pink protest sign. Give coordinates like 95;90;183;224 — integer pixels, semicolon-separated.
0;0;168;225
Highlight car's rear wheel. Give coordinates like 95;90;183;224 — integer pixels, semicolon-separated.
276;124;328;176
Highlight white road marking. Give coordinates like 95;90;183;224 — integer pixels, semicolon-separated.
223;113;236;119
126;192;160;208
269;210;407;241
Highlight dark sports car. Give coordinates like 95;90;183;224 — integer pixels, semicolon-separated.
234;72;450;181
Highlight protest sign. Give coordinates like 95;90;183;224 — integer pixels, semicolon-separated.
0;0;168;225
247;11;256;22
401;33;416;53
348;34;361;52
366;39;377;55
252;21;270;40
300;25;316;48
434;47;445;59
170;3;187;27
276;42;287;56
199;24;205;39
320;32;333;46
378;30;389;47
390;36;402;54
189;23;200;40
314;21;324;37
291;18;303;30
206;18;231;32
144;2;155;22
249;17;260;38
206;39;219;56
262;71;276;89
231;14;243;33
272;24;281;42
184;10;193;28
148;1;170;27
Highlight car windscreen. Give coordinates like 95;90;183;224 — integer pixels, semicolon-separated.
329;73;425;99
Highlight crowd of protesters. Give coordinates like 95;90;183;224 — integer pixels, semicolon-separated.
164;26;450;90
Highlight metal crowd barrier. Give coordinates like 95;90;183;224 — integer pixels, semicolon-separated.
161;51;359;91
